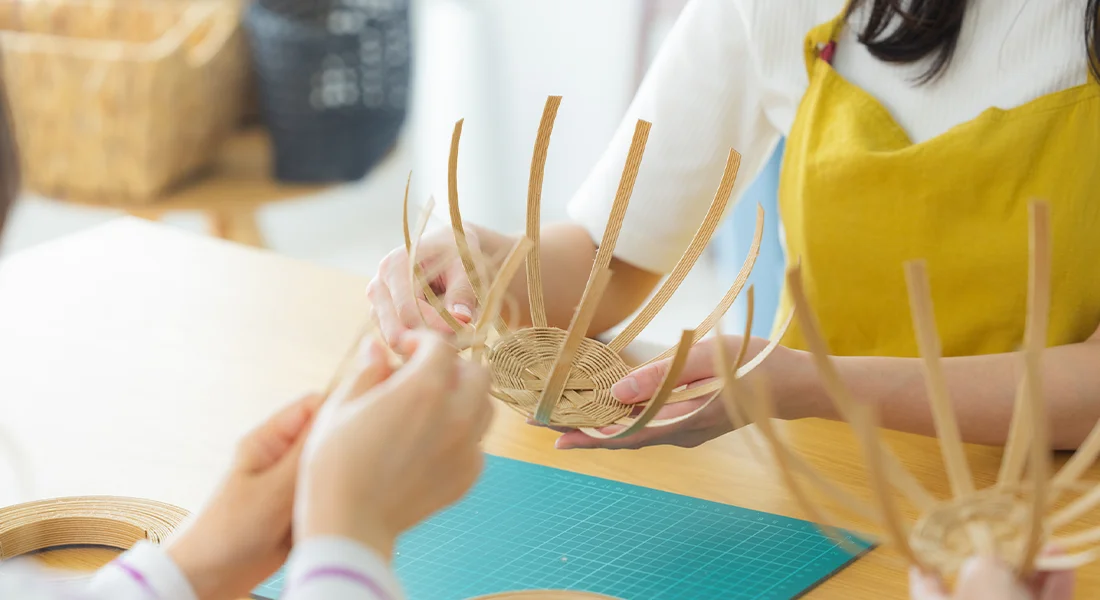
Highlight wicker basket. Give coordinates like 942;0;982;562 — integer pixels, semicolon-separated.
0;0;248;205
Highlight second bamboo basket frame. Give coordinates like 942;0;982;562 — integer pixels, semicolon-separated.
713;201;1100;581
404;95;791;436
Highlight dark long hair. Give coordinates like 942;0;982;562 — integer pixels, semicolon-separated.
847;0;1100;84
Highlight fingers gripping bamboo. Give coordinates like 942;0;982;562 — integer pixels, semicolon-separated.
402;187;466;334
525;96;561;329
660;307;794;407
579;330;695;439
655;288;761;433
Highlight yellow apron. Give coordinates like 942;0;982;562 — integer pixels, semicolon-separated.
775;10;1100;357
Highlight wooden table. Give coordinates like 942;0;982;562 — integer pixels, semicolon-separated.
0;218;1096;599
49;129;330;248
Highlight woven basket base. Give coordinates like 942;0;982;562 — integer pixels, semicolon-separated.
487;328;632;429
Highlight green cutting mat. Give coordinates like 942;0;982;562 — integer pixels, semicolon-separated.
253;454;873;599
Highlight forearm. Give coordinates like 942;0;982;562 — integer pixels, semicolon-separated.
497;222;661;334
799;337;1100;449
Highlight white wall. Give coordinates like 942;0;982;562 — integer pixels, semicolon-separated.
407;0;642;232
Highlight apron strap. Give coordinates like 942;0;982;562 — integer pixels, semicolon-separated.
803;1;854;72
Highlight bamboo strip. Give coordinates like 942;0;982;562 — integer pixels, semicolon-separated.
707;290;757;436
904;262;992;553
1019;202;1053;577
639;206;764;366
607;152;743;353
1050;484;1100;530
903;261;974;497
533;269;614;424
786;266;936;511
1050;419;1100;504
737;375;872;557
1036;550;1100;572
447;119;488;301
402;187;465;334
525;96;561;329
584;120;651;292
660;308;793;406
580;330;695;439
469;238;533;362
997;380;1033;488
847;397;924;569
1052;524;1100;549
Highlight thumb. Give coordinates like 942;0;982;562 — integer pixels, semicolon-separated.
611;338;725;404
442;262;478;324
237;393;325;474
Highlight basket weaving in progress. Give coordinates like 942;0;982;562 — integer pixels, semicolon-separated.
0;496;189;560
404;95;793;434
714;201;1100;579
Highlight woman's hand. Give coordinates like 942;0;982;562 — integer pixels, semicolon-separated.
552;334;810;450
910;557;1074;600
297;331;494;559
367;222;516;348
167;392;325;600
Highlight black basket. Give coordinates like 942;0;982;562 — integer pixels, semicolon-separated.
244;0;410;183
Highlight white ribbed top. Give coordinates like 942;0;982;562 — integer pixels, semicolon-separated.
567;0;1090;273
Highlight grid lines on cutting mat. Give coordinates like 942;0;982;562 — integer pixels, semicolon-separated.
252;455;871;600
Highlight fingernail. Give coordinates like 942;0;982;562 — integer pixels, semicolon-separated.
451;304;474;322
554;437;572;450
611;377;640;402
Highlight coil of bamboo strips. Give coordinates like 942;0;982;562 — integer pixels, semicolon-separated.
0;496;189;559
0;0;247;204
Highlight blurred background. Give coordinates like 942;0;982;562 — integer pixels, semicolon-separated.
0;0;783;343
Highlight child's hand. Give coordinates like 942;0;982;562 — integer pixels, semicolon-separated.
167;392;325;600
297;331;493;558
910;557;1074;600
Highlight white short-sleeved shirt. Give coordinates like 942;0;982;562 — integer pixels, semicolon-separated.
567;0;1089;274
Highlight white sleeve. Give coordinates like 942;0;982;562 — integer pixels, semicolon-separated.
282;537;405;600
85;541;198;600
0;541;197;600
566;0;782;274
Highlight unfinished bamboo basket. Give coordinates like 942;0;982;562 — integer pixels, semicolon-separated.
714;201;1100;582
404;95;792;432
0;0;247;204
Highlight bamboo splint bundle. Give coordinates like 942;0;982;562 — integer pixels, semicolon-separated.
714;201;1100;580
0;496;189;559
404;95;792;433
